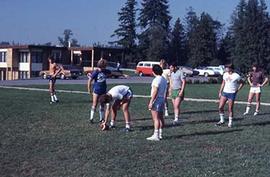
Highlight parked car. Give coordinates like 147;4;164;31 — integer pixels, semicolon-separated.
207;65;225;75
135;61;160;76
194;67;220;77
179;66;200;77
40;65;82;80
83;64;124;79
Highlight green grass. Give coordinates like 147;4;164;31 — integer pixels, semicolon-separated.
1;84;270;177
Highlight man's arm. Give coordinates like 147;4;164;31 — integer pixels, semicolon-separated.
179;79;186;97
104;104;111;124
219;80;225;98
149;86;158;110
261;76;269;87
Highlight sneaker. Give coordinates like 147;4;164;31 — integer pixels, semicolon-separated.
109;125;116;129
215;121;225;126
146;135;160;141
228;123;232;128
173;119;179;125
123;128;132;132
165;110;169;117
254;111;259;116
89;119;94;124
243;112;249;116
99;119;104;123
159;135;163;140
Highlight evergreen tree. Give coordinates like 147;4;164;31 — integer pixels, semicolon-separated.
138;0;171;61
58;29;80;47
111;0;137;62
186;12;221;67
229;0;270;72
169;18;186;65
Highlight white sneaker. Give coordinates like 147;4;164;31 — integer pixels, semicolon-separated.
173;119;180;125
243;112;249;116
159;134;163;140
146;135;160;141
165;110;169;117
228;122;232;128
254;111;259;116
215;121;225;126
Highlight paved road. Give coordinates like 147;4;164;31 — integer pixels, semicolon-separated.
0;76;154;86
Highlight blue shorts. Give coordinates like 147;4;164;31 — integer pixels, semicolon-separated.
151;97;165;112
222;92;237;101
93;87;106;95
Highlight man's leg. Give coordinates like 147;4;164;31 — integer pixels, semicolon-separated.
89;93;98;123
228;99;235;127
122;99;131;130
217;96;227;125
254;92;261;116
244;92;254;115
147;110;160;141
173;97;182;124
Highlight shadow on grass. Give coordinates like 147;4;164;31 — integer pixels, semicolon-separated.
237;120;270;127
182;109;219;115
165;129;243;140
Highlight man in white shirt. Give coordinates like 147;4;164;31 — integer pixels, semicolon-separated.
147;65;168;141
216;64;244;128
99;85;133;131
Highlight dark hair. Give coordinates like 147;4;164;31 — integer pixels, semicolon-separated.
225;63;234;70
252;63;259;68
170;62;178;67
152;65;163;75
99;94;111;104
48;55;55;62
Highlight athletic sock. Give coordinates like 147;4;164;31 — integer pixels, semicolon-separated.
99;105;104;121
228;117;233;125
53;94;58;101
125;122;130;129
90;107;95;120
153;129;159;138
51;95;55;102
159;128;162;138
245;105;251;113
219;113;225;123
110;120;115;127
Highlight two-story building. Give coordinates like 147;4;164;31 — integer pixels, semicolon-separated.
0;45;69;80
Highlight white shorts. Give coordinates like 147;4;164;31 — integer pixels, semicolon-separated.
250;86;261;94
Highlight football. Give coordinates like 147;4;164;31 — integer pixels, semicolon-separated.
99;122;109;131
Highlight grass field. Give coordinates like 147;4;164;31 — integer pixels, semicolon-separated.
1;84;270;177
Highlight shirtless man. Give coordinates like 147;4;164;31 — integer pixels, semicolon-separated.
48;56;62;104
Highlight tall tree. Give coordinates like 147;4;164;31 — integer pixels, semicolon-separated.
169;18;186;65
186;12;221;67
229;0;270;72
111;0;137;62
138;0;171;61
58;29;80;47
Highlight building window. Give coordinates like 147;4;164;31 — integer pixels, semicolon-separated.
19;52;29;63
31;71;40;77
19;71;28;79
31;52;43;63
0;52;6;62
51;51;62;63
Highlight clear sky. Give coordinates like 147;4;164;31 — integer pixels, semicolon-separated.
0;0;269;45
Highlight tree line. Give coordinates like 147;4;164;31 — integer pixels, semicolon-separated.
111;0;270;73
